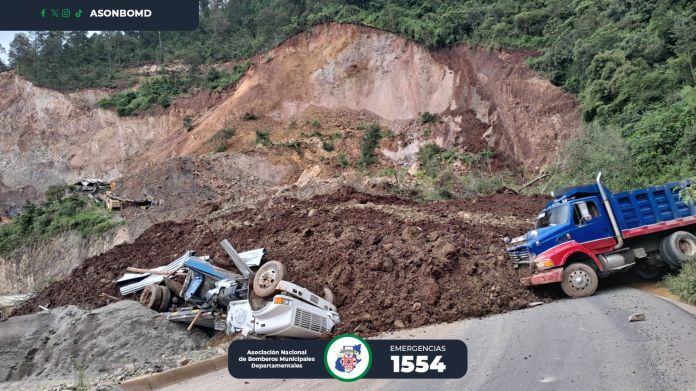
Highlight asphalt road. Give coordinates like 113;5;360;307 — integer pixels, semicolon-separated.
162;287;696;391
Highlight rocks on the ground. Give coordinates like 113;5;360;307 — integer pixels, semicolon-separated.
629;313;646;322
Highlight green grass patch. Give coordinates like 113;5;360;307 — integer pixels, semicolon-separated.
99;61;250;116
0;191;120;256
662;260;696;305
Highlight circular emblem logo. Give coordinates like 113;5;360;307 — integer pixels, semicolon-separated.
324;333;373;382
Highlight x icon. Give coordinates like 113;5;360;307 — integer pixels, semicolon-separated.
50;9;59;17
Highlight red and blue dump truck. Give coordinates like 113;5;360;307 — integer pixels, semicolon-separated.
507;172;696;297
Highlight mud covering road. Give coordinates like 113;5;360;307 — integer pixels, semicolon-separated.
15;188;551;335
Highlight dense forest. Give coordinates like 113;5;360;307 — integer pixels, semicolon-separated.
4;0;696;190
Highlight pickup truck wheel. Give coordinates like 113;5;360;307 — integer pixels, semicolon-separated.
157;285;171;312
561;263;598;298
253;261;288;298
140;285;163;310
661;231;696;267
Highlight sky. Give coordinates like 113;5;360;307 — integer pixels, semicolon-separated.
0;31;22;61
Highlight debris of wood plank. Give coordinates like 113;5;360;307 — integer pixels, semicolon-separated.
517;173;548;193
527;301;544;308
100;293;120;301
126;267;176;276
39;305;50;312
188;310;203;332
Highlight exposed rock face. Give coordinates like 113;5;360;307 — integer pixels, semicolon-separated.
181;24;580;170
0;23;581;210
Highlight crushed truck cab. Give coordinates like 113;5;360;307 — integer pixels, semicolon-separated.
509;172;696;297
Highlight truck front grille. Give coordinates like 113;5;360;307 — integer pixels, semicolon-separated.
507;246;532;264
294;308;328;333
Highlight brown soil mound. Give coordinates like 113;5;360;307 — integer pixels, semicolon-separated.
15;189;551;335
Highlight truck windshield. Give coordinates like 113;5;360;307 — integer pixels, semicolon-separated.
536;205;569;228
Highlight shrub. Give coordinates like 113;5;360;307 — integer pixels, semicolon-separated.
255;130;272;146
337;151;349;168
215;144;228;153
359;123;382;168
420;112;438;124
378;167;396;177
183;115;193;131
662;260;696;304
310;119;321;129
278;140;302;154
417;143;444;177
322;140;335;152
243;112;259;121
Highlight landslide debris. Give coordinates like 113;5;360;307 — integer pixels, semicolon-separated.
15;188;550;336
0;300;208;382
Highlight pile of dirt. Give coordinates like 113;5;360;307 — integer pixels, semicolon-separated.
0;300;208;381
15;189;550;335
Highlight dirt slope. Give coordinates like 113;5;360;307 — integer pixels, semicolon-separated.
167;23;580;170
0;23;580;212
14;189;552;336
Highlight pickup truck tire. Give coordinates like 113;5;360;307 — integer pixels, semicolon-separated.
661;231;696;267
561;263;598;298
140;285;163;310
253;261;288;298
157;285;171;312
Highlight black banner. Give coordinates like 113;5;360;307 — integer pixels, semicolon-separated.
228;335;467;381
0;0;198;31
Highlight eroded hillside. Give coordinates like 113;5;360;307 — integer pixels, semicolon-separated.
0;23;581;215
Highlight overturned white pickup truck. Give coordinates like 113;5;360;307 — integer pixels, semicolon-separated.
115;240;339;339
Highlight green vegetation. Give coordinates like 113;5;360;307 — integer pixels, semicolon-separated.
662;260;696;305
277;140;302;154
310;119;321;129
210;126;236;152
0;187;119;255
337;151;350;168
416;143;503;199
420;112;438;125
97;62;250;116
183;115;194;131
255;130;272;146
358;123;383;168
378;167;396;177
418;143;494;177
6;1;696;189
322;140;335;152
242;112;259;121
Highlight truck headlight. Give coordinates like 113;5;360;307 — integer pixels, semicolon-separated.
535;259;554;270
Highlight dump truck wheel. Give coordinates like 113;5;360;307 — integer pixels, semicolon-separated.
561;263;598;298
661;231;696;267
157;285;171;312
140;285;162;310
634;262;664;280
253;261;288;298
